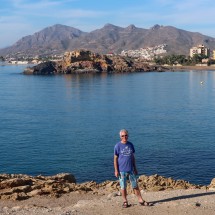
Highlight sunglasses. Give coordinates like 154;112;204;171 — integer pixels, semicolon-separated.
121;135;128;137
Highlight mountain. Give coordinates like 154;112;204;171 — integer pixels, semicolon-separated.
1;23;215;57
0;24;86;56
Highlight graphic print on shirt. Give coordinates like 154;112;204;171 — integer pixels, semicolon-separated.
120;146;133;156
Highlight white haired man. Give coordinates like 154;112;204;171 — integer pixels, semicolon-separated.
114;129;152;208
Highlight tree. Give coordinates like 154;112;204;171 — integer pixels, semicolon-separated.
153;54;213;66
192;54;203;64
154;54;188;65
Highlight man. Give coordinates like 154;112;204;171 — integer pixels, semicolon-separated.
114;129;152;208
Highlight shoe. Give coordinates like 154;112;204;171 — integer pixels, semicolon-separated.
122;201;130;208
139;201;153;206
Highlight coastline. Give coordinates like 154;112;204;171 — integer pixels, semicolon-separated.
22;50;215;75
1;173;215;214
166;65;215;71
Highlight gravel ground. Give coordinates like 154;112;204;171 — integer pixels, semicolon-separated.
0;189;215;215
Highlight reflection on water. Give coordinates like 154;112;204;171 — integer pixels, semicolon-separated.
1;66;215;185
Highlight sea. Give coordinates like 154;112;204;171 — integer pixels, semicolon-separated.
1;64;215;185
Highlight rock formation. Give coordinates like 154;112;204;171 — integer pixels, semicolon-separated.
0;173;208;201
208;178;215;190
23;49;167;75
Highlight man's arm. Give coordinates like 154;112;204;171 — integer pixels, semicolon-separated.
132;154;138;175
114;155;119;177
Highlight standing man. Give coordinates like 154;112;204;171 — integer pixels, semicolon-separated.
114;129;152;208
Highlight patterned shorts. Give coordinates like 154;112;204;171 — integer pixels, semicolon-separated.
119;171;138;189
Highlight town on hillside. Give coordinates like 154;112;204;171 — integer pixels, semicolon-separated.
1;44;215;67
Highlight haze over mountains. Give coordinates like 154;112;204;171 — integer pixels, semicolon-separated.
1;23;215;57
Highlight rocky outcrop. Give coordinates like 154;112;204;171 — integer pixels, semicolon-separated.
208;178;215;190
23;61;57;75
0;173;76;200
137;174;204;192
23;49;168;75
0;173;207;201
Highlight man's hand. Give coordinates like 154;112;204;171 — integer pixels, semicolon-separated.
115;171;119;178
133;169;138;175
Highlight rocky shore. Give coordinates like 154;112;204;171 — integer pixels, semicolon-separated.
23;50;167;75
0;173;213;201
1;173;215;214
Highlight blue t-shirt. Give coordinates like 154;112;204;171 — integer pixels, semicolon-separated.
114;141;135;172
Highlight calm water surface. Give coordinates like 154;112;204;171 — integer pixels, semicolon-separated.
1;65;215;185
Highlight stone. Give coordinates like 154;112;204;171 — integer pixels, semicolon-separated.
28;189;42;196
0;178;32;189
11;185;31;193
11;206;21;212
195;202;201;207
50;173;76;183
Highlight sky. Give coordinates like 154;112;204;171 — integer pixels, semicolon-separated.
0;0;215;48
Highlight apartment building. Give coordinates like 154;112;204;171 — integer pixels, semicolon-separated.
190;44;210;57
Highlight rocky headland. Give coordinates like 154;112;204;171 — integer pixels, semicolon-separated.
23;50;167;75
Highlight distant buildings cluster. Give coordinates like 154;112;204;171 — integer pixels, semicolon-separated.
1;54;63;65
120;44;167;60
189;44;210;58
1;44;215;66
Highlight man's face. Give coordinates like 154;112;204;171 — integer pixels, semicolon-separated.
120;132;128;143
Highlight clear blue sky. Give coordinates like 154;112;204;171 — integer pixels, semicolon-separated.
0;0;215;48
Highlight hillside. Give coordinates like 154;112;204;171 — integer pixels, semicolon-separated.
1;23;215;57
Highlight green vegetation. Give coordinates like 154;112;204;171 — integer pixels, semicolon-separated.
154;54;214;66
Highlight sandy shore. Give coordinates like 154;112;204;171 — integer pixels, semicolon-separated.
1;188;215;215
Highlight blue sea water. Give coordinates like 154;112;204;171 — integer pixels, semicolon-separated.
1;64;215;185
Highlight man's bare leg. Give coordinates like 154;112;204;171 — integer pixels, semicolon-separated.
121;188;128;203
133;187;144;203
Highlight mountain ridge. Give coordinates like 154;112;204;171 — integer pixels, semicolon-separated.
1;23;215;57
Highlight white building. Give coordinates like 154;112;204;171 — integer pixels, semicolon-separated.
190;44;210;57
121;44;167;60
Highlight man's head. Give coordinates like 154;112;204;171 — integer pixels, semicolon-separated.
119;129;129;143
